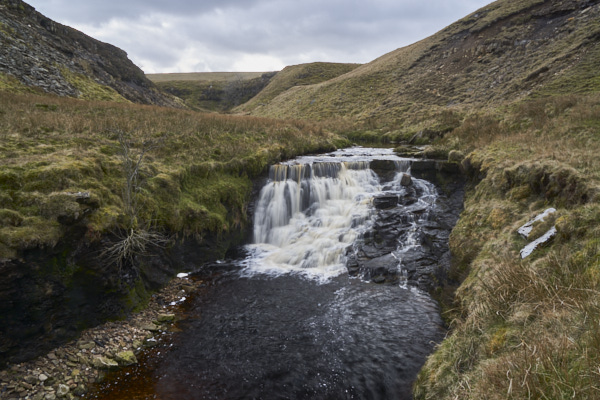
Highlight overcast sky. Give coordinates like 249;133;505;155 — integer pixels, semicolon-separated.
27;0;493;74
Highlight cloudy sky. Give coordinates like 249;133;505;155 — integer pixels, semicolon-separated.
27;0;493;74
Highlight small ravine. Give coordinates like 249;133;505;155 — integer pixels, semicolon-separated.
87;147;463;400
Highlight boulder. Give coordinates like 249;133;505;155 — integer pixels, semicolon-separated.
400;173;412;186
156;313;176;323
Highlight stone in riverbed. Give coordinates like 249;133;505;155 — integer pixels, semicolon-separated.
139;322;159;332
156;313;175;323
56;384;69;397
90;356;119;370
400;173;412;186
373;195;398;210
115;351;137;366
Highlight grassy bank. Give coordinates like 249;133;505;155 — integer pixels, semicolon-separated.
0;91;348;260
414;93;600;398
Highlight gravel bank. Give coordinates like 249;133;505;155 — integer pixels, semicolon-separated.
0;276;203;400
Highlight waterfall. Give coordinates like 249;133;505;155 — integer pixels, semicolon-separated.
242;147;433;283
245;161;379;281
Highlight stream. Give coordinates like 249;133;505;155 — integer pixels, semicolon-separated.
88;147;461;399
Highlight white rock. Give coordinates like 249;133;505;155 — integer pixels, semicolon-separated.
176;272;189;278
518;208;556;239
520;226;557;258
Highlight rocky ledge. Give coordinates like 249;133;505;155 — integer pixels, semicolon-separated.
0;276;203;400
346;159;465;291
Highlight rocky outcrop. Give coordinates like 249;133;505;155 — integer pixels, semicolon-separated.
0;0;181;107
346;160;464;291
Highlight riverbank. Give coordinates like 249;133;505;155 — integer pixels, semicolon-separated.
0;275;203;400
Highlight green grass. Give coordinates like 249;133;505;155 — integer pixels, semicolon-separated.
0;91;348;259
234;62;361;114
414;93;600;399
152;72;276;112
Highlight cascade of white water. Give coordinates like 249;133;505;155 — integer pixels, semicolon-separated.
392;176;438;286
245;161;380;281
242;148;439;283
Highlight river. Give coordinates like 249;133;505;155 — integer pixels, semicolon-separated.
88;147;457;399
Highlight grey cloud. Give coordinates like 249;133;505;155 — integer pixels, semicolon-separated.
27;0;492;72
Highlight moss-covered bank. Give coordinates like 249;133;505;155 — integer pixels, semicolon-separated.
0;91;349;366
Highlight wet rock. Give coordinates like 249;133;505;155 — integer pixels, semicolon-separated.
347;170;464;291
72;384;88;396
90;356;119;370
139;322;160;332
115;351;137;366
156;313;175;323
373;195;399;210
400;173;412;186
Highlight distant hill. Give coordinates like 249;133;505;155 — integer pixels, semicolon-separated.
245;0;600;124
0;0;181;107
148;71;277;112
147;72;267;83
233;62;361;114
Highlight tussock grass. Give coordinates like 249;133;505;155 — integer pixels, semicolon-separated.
415;93;600;399
0;91;346;258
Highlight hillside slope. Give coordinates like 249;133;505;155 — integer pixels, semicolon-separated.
234;62;361;114
0;0;181;107
247;0;600;123
148;71;277;112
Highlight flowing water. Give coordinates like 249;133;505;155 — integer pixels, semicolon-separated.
89;148;449;400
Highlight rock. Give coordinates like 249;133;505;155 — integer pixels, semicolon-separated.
156;314;175;323
373;195;398;210
56;384;69;397
139;322;159;332
38;373;49;382
520;227;557;259
77;341;95;350
90;356;119;370
400;173;412;186
143;338;159;348
115;351;137;366
518;208;557;239
72;384;88;396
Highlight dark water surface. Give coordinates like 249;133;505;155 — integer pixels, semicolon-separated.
90;263;444;400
